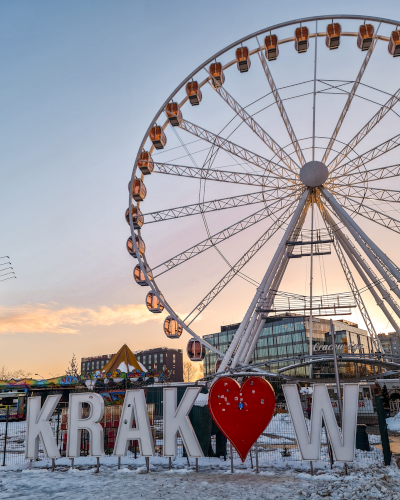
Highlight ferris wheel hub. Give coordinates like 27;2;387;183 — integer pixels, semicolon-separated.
300;161;329;187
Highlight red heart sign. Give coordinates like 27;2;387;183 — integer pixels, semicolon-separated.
208;376;275;462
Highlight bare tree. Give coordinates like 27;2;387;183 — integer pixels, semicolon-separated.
65;353;80;377
183;360;198;382
0;366;32;380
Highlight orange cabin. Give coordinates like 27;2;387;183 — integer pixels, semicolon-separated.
125;206;144;229
166;102;182;126
133;264;153;286
126;235;145;258
210;62;225;88
187;339;206;362
357;24;374;51
326;23;341;50
389;30;400;57
146;291;164;313
265;34;279;61
130;178;147;202
236;47;251;72
150;125;167;150
138;151;154;175
186;81;202;106
295;27;309;53
164;316;182;339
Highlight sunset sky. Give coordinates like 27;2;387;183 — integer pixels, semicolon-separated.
1;0;400;377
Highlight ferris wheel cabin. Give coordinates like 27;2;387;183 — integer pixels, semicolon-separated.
126;235;145;258
357;24;374;51
389;30;400;56
146;292;164;313
295;27;309;53
236;47;251;72
130;178;147;202
186;81;202;106
138;150;154;175
264;34;279;61
326;23;341;49
210;62;225;87
166;102;183;126
133;264;153;286
164;316;183;339
187;338;206;362
125;206;144;229
150;125;167;149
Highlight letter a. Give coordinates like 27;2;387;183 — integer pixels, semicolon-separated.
114;390;154;457
283;383;358;462
26;395;61;460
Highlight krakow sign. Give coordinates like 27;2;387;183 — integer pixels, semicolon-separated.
25;382;359;463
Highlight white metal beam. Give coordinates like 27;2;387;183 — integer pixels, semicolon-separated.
257;39;306;166
322;30;379;165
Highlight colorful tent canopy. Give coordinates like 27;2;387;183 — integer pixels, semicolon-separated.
102;344;142;374
0;375;80;388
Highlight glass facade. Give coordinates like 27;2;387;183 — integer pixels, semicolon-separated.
203;315;376;379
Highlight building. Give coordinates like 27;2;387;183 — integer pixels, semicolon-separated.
378;332;400;356
81;347;183;383
203;315;376;379
81;353;114;374
135;348;183;383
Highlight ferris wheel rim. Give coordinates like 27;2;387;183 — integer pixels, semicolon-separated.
128;14;400;358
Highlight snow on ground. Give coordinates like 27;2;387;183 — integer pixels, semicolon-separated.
387;413;400;432
1;456;400;499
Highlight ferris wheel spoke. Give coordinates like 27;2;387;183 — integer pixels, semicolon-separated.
206;78;299;174
152;161;291;188
333;195;400;235
257;39;305;166
152;193;300;277
328;87;400;173
331;185;400;204
178;118;296;180
184;200;299;325
331;163;400;186
322;28;379;165
143;187;295;223
328;133;400;180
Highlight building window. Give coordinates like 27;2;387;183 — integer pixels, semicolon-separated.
154;354;157;366
87;362;90;371
96;360;100;369
143;356;146;366
160;354;163;363
91;361;94;370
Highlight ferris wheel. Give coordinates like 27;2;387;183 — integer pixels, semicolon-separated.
127;15;400;377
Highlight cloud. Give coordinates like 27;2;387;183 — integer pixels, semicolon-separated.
0;303;165;335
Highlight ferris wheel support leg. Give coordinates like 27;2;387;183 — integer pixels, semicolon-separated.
237;197;310;366
319;201;383;352
230;250;287;369
321;189;400;281
217;190;309;373
339;235;400;336
333;221;400;328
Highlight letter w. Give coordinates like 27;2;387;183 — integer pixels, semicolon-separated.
283;384;358;462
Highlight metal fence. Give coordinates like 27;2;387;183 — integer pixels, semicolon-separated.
0;397;391;467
